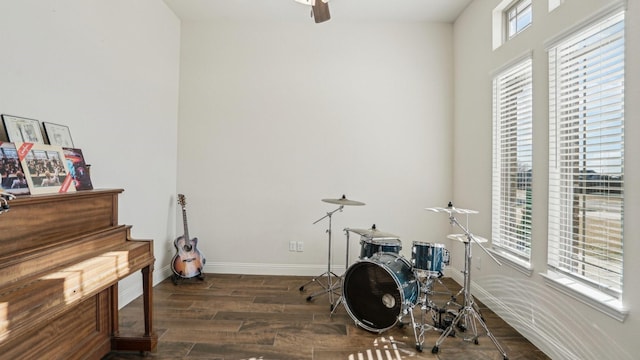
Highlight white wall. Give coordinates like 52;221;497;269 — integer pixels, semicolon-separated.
4;1;637;358
176;20;455;275
0;0;181;302
453;0;638;359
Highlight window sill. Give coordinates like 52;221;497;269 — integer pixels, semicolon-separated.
488;248;534;276
540;270;628;322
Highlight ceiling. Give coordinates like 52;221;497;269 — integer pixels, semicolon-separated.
163;0;474;23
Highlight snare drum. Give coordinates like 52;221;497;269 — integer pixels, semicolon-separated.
359;238;402;259
411;241;449;272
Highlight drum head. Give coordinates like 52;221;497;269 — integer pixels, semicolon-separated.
343;257;406;332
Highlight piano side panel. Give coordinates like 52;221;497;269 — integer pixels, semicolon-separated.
0;289;112;360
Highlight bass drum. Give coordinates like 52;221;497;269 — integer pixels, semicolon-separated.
342;252;419;333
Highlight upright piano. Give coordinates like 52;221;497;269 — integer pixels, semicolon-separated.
0;189;157;360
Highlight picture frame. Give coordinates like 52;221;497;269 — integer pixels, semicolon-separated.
62;148;93;190
0;142;31;196
43;122;74;148
16;142;76;195
1;114;45;144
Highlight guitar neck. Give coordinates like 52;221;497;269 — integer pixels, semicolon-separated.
182;206;190;241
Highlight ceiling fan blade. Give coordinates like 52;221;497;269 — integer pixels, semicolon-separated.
312;0;330;23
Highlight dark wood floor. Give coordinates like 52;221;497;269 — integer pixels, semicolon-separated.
104;273;549;360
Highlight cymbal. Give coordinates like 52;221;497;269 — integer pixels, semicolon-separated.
346;227;399;239
322;195;365;206
447;233;488;243
425;206;478;215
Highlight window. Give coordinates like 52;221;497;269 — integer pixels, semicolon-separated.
492;58;533;262
548;11;625;298
507;0;532;39
492;0;533;49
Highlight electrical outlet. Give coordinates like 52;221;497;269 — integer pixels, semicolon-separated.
289;241;296;252
296;241;304;252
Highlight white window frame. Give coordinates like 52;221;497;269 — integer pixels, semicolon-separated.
491;56;534;273
506;0;532;39
492;0;533;50
545;9;627;321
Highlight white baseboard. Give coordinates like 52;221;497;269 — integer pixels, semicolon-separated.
118;278;143;308
202;262;340;276
116;262;335;307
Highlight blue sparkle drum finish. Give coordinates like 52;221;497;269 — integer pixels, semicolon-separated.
411;242;449;272
342;252;419;333
359;238;402;259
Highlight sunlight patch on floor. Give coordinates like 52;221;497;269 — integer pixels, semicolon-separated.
348;336;410;360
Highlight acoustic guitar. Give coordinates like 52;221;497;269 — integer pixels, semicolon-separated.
171;194;206;282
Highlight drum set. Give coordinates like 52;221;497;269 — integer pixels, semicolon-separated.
300;197;509;360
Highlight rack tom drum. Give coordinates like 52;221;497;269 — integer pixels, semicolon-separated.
359;238;402;259
411;242;449;273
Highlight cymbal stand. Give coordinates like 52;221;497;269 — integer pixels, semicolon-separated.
431;213;508;360
299;205;343;309
329;228;353;317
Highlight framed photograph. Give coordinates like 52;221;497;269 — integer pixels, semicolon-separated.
63;148;93;190
16;142;76;195
0;142;31;196
43;122;74;148
1;114;45;144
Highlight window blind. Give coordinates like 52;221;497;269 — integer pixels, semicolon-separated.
548;11;625;296
492;58;533;259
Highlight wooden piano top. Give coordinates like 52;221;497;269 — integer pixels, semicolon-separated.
0;189;123;254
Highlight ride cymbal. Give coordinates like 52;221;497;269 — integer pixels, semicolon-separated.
425;206;478;215
322;195;365;206
446;233;488;243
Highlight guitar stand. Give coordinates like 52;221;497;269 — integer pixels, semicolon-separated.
171;272;205;285
430;212;508;360
299;205;343;310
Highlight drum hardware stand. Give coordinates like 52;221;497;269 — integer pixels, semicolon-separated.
407;299;426;352
404;271;455;352
299;195;365;310
299;204;343;308
329;228;353;317
420;273;455;325
430;204;508;360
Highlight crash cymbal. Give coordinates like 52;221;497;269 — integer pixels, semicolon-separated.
346;224;399;239
346;228;400;239
447;233;488;243
322;195;365;206
425;206;478;215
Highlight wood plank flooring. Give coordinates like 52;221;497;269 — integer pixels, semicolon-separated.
104;273;549;360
